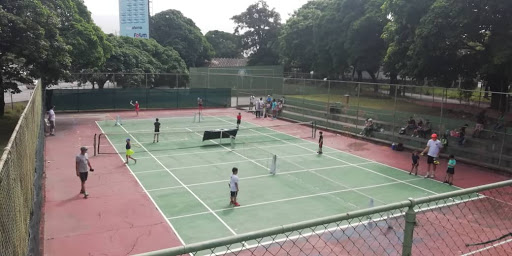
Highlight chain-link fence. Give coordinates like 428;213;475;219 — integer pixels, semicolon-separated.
0;84;43;256
136;180;512;256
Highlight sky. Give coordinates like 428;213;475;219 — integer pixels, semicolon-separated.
83;0;311;35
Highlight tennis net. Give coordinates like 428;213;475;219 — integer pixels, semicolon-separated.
95;121;315;155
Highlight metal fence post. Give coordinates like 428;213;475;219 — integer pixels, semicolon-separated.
498;134;506;167
327;81;331;125
392;84;398;138
355;83;361;129
402;201;417;256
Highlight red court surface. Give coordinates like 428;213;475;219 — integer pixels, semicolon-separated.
42;108;511;256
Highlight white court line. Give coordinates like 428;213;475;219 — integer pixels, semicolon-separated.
168;177;424;220
133;169;168;174
94;121;187;246
214;116;442;196
146;162;373;192
461;238;512;256
117;125;240;237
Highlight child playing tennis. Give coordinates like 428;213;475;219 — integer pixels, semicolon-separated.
130;100;140;116
197;97;203;113
153;118;160;143
229;167;240;206
125;138;137;164
410;151;419;175
444;155;456;185
236;113;242;129
317;131;323;154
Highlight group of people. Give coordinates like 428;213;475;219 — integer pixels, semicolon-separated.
250;95;284;119
402;116;432;138
410;133;456;185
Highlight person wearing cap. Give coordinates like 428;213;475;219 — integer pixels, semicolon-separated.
76;147;94;198
421;133;443;178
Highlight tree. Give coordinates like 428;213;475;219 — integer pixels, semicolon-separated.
0;0;71;116
279;1;329;73
85;35;188;88
232;0;282;66
381;0;436;84
205;30;243;58
40;0;112;73
150;10;214;67
406;0;512;110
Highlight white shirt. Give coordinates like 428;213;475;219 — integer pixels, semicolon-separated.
48;109;55;121
230;174;239;191
76;153;89;173
427;139;442;157
255;100;260;110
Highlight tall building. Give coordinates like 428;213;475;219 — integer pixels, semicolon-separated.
119;0;150;38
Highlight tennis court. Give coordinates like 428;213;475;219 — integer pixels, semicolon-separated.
95;115;468;249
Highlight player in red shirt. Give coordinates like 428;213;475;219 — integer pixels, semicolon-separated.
130;100;140;116
236;112;242;129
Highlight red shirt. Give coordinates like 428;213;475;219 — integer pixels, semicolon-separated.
237;115;241;120
135;103;140;110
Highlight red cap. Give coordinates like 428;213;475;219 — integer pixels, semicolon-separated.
431;134;438;138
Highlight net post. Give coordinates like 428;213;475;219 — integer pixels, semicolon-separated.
98;133;103;154
93;134;97;156
402;198;417;256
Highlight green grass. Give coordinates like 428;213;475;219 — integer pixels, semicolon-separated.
0;102;28;153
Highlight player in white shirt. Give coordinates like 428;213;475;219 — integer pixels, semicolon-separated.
47;105;56;136
229;167;240;206
421;134;443;178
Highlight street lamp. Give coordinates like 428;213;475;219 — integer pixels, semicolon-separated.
310;71;314;79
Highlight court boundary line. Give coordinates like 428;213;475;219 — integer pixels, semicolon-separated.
94;121;187;246
167;177;426;220
146;162;374;192
203;195;485;256
213;116;444;196
117;124;240;237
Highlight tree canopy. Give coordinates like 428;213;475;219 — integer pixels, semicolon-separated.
232;0;282;66
205;30;243;58
150;10;214;67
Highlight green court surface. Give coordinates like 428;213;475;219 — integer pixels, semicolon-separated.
96;115;464;247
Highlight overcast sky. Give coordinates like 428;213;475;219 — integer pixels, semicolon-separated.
83;0;310;35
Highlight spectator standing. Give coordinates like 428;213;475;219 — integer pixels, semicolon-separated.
421;134;443;178
47;105;56;136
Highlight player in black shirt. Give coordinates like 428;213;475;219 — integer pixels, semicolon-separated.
317;131;323;154
153;118;161;143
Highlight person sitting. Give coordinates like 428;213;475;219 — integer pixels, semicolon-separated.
412;120;424;137
360;118;375;137
458;124;469;145
406;117;417;133
420;120;433;138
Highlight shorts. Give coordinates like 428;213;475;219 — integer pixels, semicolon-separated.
79;172;88;182
412;162;419;167
237;120;241;125
49;120;55;129
447;167;455;174
126;149;134;156
319;142;323;148
427;156;435;164
154;130;160;134
230;191;238;197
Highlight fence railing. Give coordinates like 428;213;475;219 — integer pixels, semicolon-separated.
0;84;43;256
136;179;512;256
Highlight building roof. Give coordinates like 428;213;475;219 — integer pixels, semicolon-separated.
207;58;248;68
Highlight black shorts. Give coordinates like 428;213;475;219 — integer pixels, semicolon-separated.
154;130;160;134
79;172;88;182
230;191;238;197
412;162;419;166
49;120;55;129
447;167;455;174
427;156;435;164
237;120;241;124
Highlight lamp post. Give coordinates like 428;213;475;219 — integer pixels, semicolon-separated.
310;71;314;80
